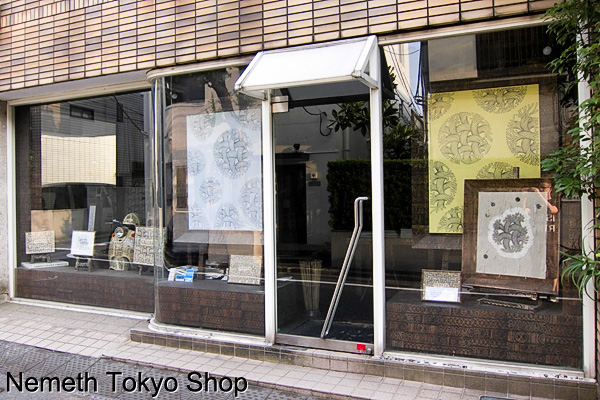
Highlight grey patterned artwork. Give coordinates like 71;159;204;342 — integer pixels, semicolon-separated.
198;178;222;204
240;176;262;228
186;108;262;231
238;108;261;132
188;205;209;230
187;112;216;141
215;204;243;229
213;129;252;178
25;231;55;254
187;148;206;176
476;191;547;279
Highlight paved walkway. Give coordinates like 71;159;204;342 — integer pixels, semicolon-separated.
0;301;552;399
0;340;322;399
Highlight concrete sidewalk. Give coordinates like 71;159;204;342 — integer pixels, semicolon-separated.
0;301;580;399
0;340;320;399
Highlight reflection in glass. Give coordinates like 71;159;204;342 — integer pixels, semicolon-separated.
15;92;154;312
274;103;374;346
382;26;583;369
152;67;266;336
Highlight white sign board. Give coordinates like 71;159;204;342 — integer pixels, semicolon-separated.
424;287;460;303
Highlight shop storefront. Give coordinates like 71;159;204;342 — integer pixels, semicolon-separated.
1;1;595;389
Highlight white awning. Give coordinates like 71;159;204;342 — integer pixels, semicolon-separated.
235;36;382;105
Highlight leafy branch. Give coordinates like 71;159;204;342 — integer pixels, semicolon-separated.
541;0;600;298
328;99;413;159
328;99;401;134
561;245;600;299
327;64;415;159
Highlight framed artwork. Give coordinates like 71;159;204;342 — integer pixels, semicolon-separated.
421;270;461;303
462;178;559;295
428;84;541;233
228;255;262;285
70;231;96;257
25;231;55;254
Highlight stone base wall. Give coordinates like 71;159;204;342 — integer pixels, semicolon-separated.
16;267;154;312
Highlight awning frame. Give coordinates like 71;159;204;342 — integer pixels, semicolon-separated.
235;36;380;100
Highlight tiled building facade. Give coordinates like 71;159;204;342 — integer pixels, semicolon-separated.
0;0;554;90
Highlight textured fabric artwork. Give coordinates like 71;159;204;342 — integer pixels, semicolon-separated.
428;84;541;233
186;108;262;231
476;191;547;279
228;255;262;285
26;231;55;254
133;227;165;266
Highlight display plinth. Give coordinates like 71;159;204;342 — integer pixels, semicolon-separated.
21;261;69;269
16;266;154;312
386;290;582;368
156;280;298;335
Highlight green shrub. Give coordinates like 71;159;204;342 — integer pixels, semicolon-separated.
327;159;412;231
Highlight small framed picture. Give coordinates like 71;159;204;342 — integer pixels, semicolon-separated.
26;231;55;255
228;255;262;285
421;269;461;303
70;231;96;257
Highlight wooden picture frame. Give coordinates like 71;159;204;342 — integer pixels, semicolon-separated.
462;178;559;295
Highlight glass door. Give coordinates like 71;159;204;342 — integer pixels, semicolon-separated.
273;104;374;353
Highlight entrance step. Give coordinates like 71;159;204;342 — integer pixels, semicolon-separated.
130;327;594;400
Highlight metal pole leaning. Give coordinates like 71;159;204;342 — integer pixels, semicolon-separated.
321;196;369;339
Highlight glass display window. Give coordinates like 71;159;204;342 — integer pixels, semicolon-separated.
381;25;583;368
15;92;155;312
151;67;266;336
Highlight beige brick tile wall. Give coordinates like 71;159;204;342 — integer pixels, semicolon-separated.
0;0;549;91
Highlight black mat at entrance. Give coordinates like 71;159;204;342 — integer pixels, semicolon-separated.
280;319;374;342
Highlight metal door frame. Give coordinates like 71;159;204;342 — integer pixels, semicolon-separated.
259;41;386;356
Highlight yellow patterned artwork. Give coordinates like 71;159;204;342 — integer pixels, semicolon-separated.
428;84;541;233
